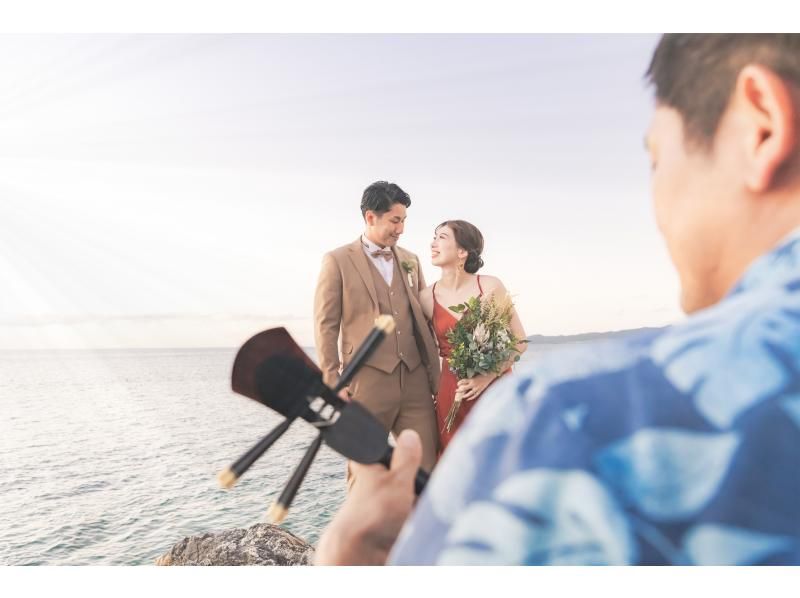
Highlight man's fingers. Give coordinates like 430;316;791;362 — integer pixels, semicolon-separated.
349;430;421;492
390;429;423;487
348;459;384;481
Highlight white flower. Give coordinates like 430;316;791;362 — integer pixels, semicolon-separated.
496;329;510;345
473;322;489;347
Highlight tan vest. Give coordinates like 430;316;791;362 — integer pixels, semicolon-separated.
363;257;422;374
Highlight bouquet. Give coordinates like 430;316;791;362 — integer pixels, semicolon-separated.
443;293;524;432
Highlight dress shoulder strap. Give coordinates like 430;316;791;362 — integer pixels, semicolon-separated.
477;275;484;297
431;282;439;326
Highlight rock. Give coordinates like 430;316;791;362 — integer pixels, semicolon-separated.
155;523;314;566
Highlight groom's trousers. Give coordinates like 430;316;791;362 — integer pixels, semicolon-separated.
347;360;440;478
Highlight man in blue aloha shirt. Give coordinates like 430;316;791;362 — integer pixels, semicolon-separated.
315;34;800;565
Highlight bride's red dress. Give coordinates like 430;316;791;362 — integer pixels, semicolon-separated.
432;275;506;453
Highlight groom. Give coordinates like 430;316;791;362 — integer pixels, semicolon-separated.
313;181;441;474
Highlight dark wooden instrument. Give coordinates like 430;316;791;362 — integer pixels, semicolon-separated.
218;316;429;524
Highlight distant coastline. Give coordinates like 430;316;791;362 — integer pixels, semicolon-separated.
525;326;665;345
0;327;668;353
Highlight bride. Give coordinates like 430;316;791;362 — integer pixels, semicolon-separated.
420;220;527;452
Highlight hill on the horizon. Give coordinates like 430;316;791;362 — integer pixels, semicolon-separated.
526;327;665;345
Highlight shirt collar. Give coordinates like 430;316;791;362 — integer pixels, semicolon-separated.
728;225;800;297
361;235;387;253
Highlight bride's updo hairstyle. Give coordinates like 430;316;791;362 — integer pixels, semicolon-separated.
437;220;485;274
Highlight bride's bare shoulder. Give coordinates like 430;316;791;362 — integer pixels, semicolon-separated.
480;274;503;291
479;274;505;293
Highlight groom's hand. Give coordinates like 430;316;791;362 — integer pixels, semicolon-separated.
314;429;422;565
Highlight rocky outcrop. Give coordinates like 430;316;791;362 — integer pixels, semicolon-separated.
156;523;314;566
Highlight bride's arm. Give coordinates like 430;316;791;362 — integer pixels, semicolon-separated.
419;285;434;321
457;276;527;401
483;276;527;358
418;286;441;352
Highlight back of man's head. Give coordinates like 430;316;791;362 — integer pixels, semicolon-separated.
647;34;800;148
644;34;800;313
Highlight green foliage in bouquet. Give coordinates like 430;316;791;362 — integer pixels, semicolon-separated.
446;294;523;379
442;294;525;433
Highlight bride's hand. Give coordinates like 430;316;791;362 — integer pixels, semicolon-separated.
457;374;496;402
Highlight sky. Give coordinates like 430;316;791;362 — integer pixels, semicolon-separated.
0;33;684;350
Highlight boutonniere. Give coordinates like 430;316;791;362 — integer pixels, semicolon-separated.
401;260;415;287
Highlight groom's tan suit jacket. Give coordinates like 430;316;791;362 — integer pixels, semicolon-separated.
314;238;441;471
314;238;440;394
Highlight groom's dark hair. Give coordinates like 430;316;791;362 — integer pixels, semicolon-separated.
361;181;411;218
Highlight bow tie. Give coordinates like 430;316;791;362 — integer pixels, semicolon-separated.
370;248;393;261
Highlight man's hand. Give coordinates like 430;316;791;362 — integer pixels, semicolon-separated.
314;429;422;565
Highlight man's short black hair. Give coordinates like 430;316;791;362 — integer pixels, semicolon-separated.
646;34;800;148
360;181;411;218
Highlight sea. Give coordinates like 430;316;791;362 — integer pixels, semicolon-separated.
0;343;574;565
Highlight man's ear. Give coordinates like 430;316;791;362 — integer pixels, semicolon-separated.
735;65;797;192
364;210;376;226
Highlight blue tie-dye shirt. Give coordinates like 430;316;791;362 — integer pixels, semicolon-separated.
390;230;800;565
